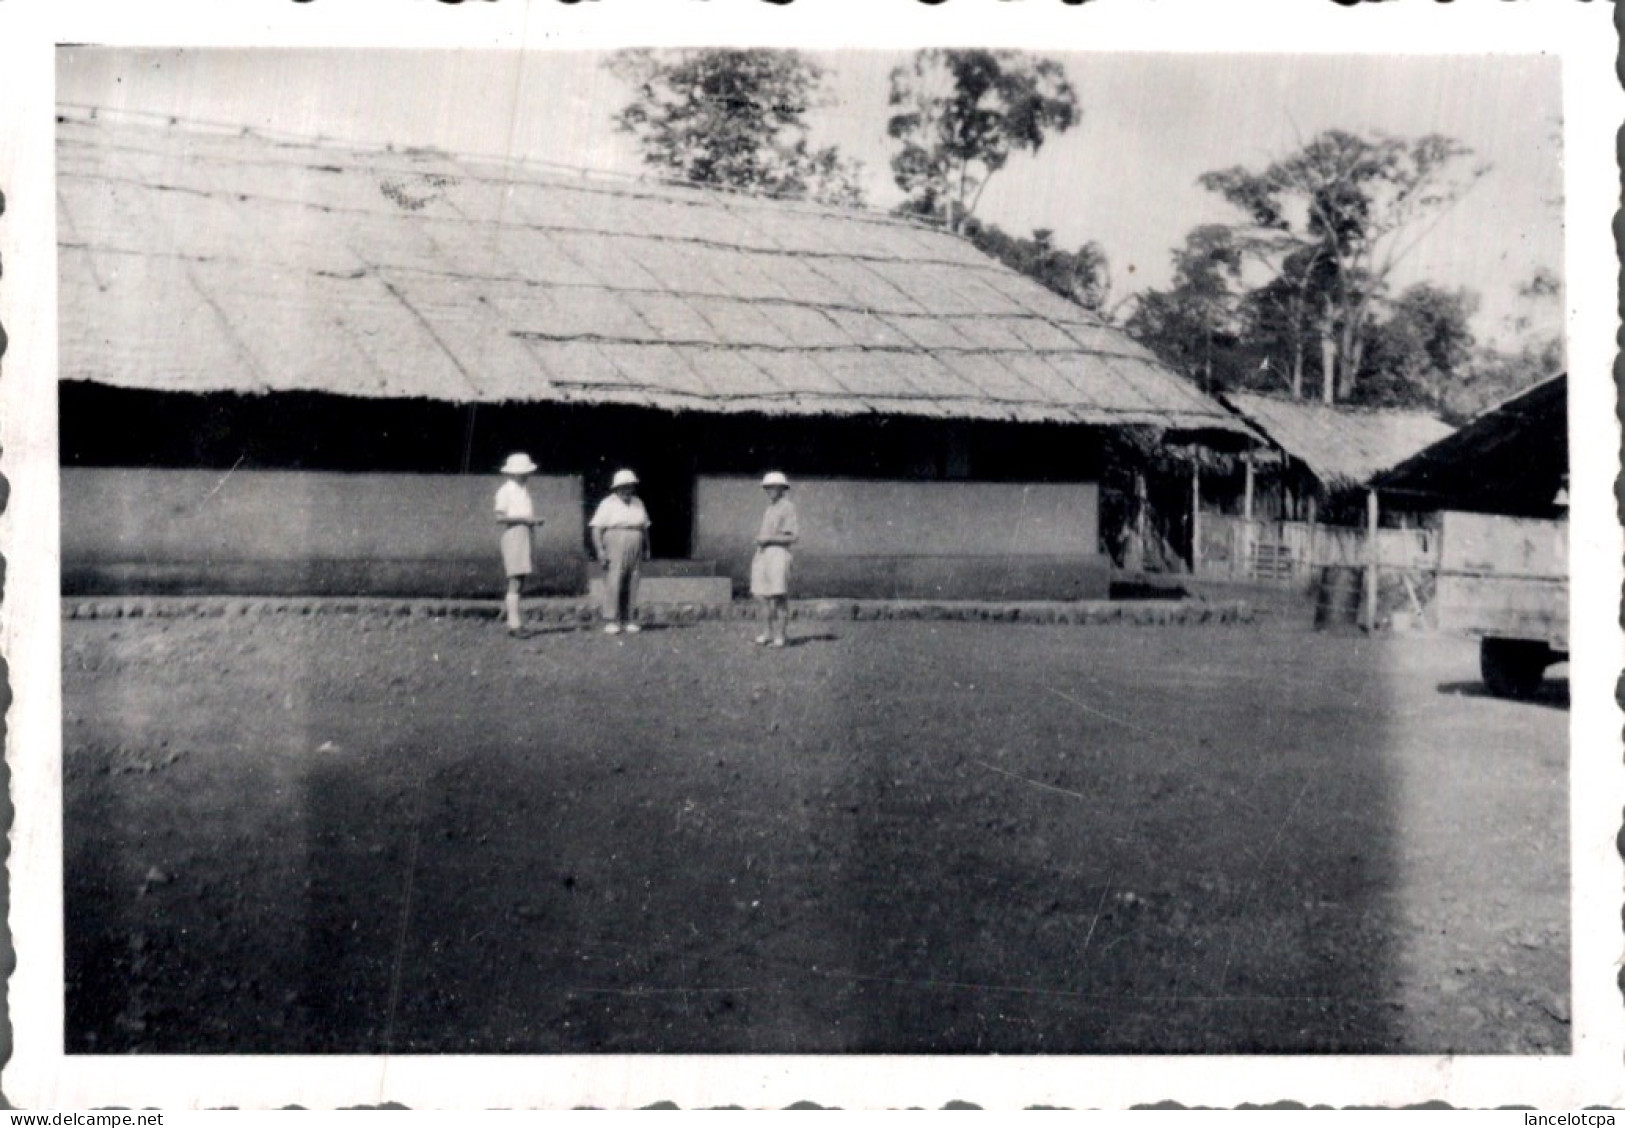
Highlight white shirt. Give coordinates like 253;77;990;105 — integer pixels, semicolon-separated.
756;498;799;546
589;494;651;530
494;479;535;522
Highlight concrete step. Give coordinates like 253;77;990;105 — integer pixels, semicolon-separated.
588;575;733;606
636;559;720;578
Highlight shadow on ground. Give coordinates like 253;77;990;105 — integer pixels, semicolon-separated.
63;614;1569;1055
1436;678;1570;711
784;633;841;648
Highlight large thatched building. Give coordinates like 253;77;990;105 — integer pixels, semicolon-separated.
58;109;1251;600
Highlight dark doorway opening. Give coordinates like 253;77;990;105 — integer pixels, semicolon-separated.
581;447;696;561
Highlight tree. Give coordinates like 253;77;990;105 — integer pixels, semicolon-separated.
608;49;866;207
886;50;1078;232
1443;334;1563;423
1519;266;1562;300
1357;283;1480;409
1441;266;1564;422
1124;225;1248;391
1500;265;1564;340
1238;245;1339;398
1200;129;1487;403
961;218;1112;312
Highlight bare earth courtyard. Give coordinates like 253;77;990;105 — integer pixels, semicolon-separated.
63;603;1569;1055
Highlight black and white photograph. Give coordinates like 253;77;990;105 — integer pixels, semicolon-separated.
2;0;1620;1111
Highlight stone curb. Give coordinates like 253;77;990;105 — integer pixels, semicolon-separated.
63;596;1254;627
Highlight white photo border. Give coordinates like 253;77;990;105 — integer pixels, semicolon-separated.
3;0;1620;1110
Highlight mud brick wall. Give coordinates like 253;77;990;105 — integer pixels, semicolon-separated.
693;476;1110;601
61;468;588;597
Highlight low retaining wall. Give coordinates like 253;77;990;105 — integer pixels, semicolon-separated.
62;559;589;599
63;595;1254;627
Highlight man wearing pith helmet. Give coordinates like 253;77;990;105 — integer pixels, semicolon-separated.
588;469;652;635
750;471;799;648
493;452;544;637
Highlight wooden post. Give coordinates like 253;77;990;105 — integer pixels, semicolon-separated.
1134;470;1149;573
1305;492;1318;585
459;403;479;475
1243;453;1255;521
1190;456;1202;576
1241;453;1256;580
1364;488;1379;631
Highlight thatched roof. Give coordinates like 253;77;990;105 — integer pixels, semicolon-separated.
57;109;1249;437
1220;392;1454;493
1372;373;1566;516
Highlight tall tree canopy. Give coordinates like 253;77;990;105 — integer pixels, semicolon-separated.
1124;225;1248;391
608;49;866;207
1356;283;1480;409
1441;266;1564;422
886;50;1078;232
1238;245;1339;399
961;219;1111;312
1199;129;1486;403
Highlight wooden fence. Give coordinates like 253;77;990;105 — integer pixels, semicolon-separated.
1196;514;1437;584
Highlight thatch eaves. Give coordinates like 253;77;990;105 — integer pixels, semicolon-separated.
1220;391;1455;495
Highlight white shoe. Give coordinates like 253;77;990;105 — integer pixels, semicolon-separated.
603;623;622;635
754;634;771;646
623;622;642;634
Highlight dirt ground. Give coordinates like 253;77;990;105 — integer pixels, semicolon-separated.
62;596;1569;1055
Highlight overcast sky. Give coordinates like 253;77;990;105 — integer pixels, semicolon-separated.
58;47;1564;346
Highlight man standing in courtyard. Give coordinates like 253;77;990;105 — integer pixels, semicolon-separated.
751;471;799;648
590;469;652;635
494;452;544;637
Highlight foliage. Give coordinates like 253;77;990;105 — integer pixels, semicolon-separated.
962;218;1111;312
1353;284;1480;409
609;49;867;207
1123;226;1249;390
1519;266;1562;300
1497;265;1565;342
1198;129;1487;402
1428;266;1563;422
1237;246;1339;398
1437;334;1564;425
886;50;1078;232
